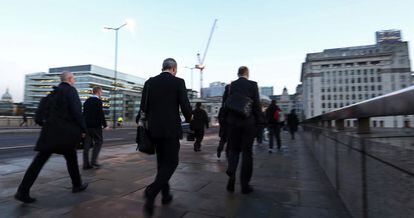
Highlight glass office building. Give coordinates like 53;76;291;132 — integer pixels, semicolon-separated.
24;65;145;121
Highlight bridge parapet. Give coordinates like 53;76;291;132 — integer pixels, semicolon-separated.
303;86;414;218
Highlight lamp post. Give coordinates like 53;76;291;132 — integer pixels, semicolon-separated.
104;22;128;129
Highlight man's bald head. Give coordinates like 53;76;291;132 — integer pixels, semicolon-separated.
60;72;75;86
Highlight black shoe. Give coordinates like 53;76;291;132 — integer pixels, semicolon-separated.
143;188;155;216
72;183;88;193
241;186;254;194
91;163;102;168
161;194;173;205
143;201;154;216
14;192;36;203
83;165;93;170
226;171;235;193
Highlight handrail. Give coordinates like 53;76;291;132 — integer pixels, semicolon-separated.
304;85;414;123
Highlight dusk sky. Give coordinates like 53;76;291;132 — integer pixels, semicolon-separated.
1;0;413;102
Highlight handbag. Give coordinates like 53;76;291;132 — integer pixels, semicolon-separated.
224;83;253;118
136;81;155;155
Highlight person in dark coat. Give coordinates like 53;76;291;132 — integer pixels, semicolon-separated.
222;66;263;194
217;106;229;158
191;102;209;152
141;58;192;216
265;100;283;152
287;109;299;140
15;72;88;204
83;86;107;169
20;113;28;127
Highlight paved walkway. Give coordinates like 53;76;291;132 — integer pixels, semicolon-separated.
0;129;351;218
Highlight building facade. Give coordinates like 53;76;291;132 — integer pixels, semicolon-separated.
301;30;413;127
0;88;14;116
259;86;274;97
24;65;145;121
201;81;227;98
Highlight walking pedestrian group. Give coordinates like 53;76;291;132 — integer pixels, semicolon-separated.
14;58;299;217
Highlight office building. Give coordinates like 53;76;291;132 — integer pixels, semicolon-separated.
24;65;145;121
259;86;274;97
301;30;413;127
201;82;227;98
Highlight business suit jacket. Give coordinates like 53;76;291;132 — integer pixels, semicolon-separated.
191;108;209;130
35;82;87;154
83;97;107;128
140;72;192;138
222;77;262;127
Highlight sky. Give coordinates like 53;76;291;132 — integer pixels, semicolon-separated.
1;0;413;102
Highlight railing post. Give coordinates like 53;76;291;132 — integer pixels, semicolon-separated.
335;119;345;130
357;117;370;134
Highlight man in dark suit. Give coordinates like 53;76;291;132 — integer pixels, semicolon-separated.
83;86;107;169
191;102;209;152
265;100;283;152
222;66;262;194
141;58;192;215
15;72;88;203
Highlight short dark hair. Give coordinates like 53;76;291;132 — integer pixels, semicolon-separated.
237;66;249;77
196;102;202;108
271;100;277;105
162;58;177;71
92;86;102;94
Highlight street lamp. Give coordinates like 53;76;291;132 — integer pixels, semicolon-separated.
103;21;129;129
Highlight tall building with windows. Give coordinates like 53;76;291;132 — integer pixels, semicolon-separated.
301;30;413;127
259;86;274;97
24;65;145;121
201;82;227;98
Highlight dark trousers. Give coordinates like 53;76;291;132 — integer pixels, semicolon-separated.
268;125;281;149
17;150;82;194
217;136;229;155
193;129;204;150
289;127;296;140
83;128;103;166
227;124;255;188
146;138;180;201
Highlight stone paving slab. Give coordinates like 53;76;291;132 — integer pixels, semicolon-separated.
0;129;351;217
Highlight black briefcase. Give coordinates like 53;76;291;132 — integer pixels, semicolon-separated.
136;126;155;155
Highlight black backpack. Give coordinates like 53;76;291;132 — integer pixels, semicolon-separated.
35;86;69;126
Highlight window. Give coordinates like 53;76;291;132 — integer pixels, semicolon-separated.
377;76;382;82
357;78;361;83
346;86;349;92
321;95;325;100
364;78;368;83
370;77;374;82
322;103;325;108
352;94;356;100
352;86;355;91
371;85;375;91
378;85;382;90
358;86;362;91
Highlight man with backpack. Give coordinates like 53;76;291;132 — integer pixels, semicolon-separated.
14;72;88;203
265;100;284;152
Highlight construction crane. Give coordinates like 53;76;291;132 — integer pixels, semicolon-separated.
195;19;218;97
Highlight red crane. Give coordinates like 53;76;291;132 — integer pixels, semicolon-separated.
196;19;218;97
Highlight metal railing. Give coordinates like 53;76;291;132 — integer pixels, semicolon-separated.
303;85;414;133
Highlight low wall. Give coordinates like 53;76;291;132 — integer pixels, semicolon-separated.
0;116;36;127
302;125;414;218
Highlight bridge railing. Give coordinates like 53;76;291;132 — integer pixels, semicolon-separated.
303;85;414;133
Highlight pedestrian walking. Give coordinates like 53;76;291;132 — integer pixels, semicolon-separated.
287;109;299;140
19;113;28;127
190;102;209;152
14;72;88;204
222;66;263;194
141;58;192;216
265;100;284;152
117;116;123;127
217;106;229;158
83;86;107;170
